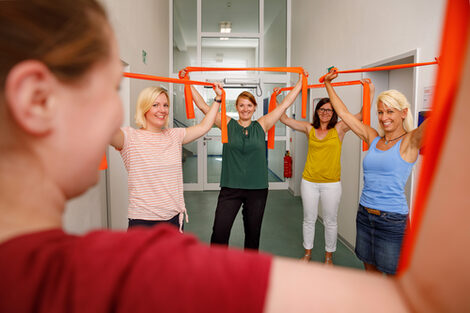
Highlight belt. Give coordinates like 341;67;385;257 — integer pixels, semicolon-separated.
364;207;382;216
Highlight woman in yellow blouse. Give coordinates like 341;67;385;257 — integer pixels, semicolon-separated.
280;82;373;264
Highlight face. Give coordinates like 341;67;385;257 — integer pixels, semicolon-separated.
144;93;169;130
377;101;407;133
236;97;256;121
52;33;123;198
317;102;334;123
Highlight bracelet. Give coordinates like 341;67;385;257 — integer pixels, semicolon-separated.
213;97;222;103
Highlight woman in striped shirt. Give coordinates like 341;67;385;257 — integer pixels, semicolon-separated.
110;84;223;231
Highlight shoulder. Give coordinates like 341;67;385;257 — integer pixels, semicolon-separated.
166;127;186;142
121;126;135;136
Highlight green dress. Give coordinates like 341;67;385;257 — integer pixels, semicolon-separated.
220;119;268;189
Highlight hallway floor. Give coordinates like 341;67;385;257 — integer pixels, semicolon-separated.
184;190;364;269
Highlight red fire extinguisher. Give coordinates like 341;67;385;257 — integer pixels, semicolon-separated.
284;150;292;178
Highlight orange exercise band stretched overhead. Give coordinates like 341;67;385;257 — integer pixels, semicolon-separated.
267;80;371;151
318;59;439;83
122;72;228;143
397;0;469;274
179;66;309;118
98;73;228;170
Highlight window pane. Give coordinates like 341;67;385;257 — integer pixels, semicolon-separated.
268;140;286;182
202;37;259;68
207;140;223;184
173;0;197;73
183;141;198;183
264;0;287;67
202;0;259;33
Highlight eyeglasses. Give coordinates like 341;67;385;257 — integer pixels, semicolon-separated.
318;108;333;114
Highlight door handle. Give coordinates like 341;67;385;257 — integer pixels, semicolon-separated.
203;137;213;141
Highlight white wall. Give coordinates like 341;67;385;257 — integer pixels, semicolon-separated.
63;0;170;233
290;0;446;246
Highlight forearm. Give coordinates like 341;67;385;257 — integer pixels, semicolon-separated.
277;80;302;112
199;101;220;130
281;113;308;134
324;82;350;117
260;81;302;131
265;257;411;313
182;101;220;144
191;85;210;114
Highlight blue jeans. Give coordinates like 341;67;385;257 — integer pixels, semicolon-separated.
355;204;408;275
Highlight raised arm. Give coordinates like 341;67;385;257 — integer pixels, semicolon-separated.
265;257;410;313
324;71;378;145
258;75;303;132
110;129;124;150
280;112;312;136
400;118;428;163
190;84;228;129
336;79;375;136
182;83;222;145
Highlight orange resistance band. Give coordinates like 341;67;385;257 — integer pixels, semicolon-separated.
122;72;228;143
318;59;439;83
98;73;228;170
397;0;470;274
179;67;309;119
268;80;371;151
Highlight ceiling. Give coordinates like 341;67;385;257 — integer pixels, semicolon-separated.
173;0;285;49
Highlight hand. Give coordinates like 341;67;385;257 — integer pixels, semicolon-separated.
360;79;375;94
180;69;189;79
213;82;223;97
273;87;281;94
323;69;338;83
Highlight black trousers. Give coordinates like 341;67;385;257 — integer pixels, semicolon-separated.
210;187;269;250
128;214;180;230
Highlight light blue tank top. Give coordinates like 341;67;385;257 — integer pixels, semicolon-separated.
359;136;416;214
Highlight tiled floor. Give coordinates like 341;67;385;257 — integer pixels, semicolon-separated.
184;190;364;270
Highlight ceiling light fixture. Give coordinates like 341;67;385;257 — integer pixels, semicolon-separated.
219;21;232;34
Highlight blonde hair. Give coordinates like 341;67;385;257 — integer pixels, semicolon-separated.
135;86;169;129
376;89;413;136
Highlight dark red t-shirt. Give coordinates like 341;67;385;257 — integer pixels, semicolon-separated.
0;225;271;313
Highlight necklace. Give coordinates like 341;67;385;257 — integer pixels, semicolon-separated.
383;132;407;144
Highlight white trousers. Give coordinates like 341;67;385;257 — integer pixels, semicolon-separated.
300;179;342;252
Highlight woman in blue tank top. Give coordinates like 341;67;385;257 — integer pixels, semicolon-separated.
323;70;427;275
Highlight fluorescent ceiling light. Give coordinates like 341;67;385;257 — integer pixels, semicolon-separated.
219;21;232;34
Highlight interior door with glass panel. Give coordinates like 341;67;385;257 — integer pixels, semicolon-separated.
172;0;291;190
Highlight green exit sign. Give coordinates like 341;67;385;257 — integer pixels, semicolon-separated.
142;50;147;64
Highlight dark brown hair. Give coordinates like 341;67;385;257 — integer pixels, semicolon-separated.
0;0;109;90
236;91;257;107
312;98;338;129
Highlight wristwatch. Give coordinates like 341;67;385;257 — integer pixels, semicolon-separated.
214;97;222;103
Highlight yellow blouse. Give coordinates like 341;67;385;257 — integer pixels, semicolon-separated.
302;127;342;183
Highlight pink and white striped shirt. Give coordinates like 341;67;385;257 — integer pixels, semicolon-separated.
120;127;187;229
